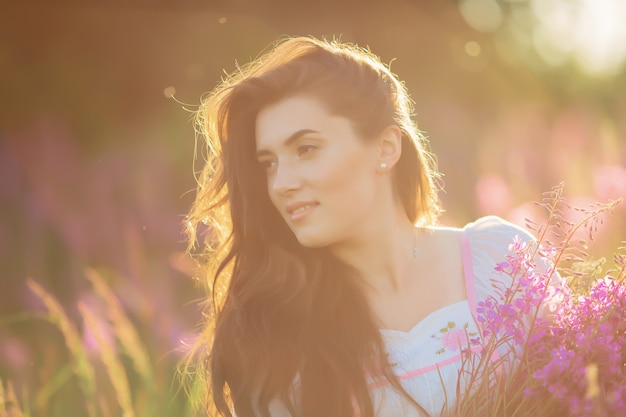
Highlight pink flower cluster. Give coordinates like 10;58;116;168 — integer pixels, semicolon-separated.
476;236;554;346
475;235;626;416
527;276;626;416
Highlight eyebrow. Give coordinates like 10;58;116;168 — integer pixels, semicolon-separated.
255;129;320;158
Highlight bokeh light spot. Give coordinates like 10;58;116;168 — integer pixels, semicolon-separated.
460;0;503;33
450;34;489;71
532;27;569;68
465;41;482;57
163;86;176;98
218;17;227;24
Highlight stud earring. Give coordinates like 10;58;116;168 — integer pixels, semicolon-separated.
379;162;388;170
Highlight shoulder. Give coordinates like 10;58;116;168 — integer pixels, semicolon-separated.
463;215;533;239
460;216;537;292
462;215;535;251
425;216;535;265
460;216;562;319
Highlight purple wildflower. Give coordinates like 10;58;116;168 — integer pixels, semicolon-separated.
475;231;626;416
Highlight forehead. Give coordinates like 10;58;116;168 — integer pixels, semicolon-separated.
255;95;352;150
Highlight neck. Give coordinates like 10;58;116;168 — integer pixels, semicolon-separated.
328;211;419;296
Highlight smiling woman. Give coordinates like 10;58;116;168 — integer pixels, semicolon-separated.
183;36;546;417
255;96;392;248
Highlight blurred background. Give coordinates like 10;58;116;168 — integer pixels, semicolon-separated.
1;0;625;416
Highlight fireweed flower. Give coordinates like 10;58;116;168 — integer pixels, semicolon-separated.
527;276;626;416
475;234;626;417
476;235;556;346
450;187;624;417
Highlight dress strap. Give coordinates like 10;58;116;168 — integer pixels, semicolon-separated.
459;229;503;363
459;230;478;315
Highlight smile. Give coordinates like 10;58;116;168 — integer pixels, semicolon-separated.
286;202;319;222
291;204;316;214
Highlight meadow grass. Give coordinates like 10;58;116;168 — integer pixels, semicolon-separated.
26;280;98;417
0;380;24;417
3;272;197;417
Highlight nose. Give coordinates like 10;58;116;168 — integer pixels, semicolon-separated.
271;160;301;197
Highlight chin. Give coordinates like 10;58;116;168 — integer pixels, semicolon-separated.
292;231;331;249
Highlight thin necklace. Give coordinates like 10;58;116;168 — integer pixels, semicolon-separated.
412;226;419;258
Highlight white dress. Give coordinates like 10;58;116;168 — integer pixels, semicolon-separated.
266;216;539;417
370;216;530;416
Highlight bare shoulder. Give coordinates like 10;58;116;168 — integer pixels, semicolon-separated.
419;224;464;252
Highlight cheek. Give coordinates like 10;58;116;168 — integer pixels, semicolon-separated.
319;155;377;204
266;178;280;209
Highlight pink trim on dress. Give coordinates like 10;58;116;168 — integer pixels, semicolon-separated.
367;346;484;390
459;231;477;315
396;345;483;381
459;229;501;362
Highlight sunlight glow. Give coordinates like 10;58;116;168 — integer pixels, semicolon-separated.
531;0;626;76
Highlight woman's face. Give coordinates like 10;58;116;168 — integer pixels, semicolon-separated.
255;95;384;248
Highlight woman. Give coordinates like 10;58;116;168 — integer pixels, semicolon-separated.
185;36;540;417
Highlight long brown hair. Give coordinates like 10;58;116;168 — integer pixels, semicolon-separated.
184;36;442;417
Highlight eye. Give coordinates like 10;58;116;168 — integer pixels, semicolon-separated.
297;144;317;157
258;159;277;172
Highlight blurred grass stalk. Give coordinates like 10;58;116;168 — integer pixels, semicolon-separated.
20;268;161;417
78;302;134;417
26;280;98;417
1;380;24;417
84;268;156;394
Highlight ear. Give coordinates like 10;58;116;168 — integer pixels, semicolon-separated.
376;125;402;172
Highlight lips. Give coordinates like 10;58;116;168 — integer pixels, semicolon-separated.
285;201;319;222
